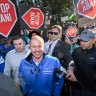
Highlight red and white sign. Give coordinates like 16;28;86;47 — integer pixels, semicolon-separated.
0;0;17;37
22;7;44;29
77;0;96;19
66;27;78;37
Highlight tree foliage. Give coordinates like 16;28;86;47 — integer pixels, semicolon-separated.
42;0;73;25
17;0;73;25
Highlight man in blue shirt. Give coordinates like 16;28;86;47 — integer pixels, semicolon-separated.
19;35;64;96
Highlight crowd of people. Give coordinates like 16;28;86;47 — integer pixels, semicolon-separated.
0;24;96;96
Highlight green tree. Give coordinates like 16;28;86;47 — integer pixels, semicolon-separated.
17;0;74;25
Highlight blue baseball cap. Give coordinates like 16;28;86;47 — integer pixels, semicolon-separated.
78;30;95;41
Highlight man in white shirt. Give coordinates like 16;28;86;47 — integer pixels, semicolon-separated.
4;36;30;85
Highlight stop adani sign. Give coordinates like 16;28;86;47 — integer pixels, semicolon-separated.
0;0;17;37
66;27;78;37
77;0;96;19
22;7;44;29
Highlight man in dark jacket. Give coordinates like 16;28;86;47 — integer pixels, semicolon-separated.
66;29;96;96
45;25;74;96
45;25;74;68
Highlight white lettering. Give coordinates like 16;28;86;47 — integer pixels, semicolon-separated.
30;12;40;26
30;12;35;25
0;13;12;23
81;0;96;6
82;0;95;12
35;12;40;26
83;6;87;12
90;0;96;6
85;1;92;10
0;3;10;13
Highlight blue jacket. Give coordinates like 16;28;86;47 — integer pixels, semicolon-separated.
0;54;5;73
0;43;14;59
19;54;64;96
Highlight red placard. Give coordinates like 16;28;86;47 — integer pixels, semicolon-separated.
22;7;44;29
0;0;17;37
66;27;78;37
77;0;96;19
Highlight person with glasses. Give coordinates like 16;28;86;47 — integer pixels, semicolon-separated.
45;25;73;68
44;25;75;96
44;25;63;55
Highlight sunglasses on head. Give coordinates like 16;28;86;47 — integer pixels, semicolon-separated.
48;31;59;35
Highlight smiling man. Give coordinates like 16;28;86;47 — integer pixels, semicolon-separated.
18;35;64;96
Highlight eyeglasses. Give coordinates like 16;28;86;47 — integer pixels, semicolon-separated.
48;31;59;35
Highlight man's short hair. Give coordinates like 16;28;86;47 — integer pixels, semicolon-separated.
12;35;25;42
51;25;62;33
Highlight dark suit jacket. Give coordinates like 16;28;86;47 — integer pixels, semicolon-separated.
52;40;73;68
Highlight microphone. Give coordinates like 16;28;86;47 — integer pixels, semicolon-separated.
54;66;67;78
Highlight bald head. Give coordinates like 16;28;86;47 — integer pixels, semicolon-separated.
30;35;44;60
30;35;44;47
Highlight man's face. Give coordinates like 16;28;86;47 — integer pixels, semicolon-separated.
80;39;93;49
13;39;25;53
50;28;60;41
30;39;44;60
